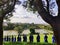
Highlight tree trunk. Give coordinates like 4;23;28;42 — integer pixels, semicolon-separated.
0;17;3;45
51;22;60;45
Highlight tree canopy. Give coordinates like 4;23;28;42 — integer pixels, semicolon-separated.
0;0;17;17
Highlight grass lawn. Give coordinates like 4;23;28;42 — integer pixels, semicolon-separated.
3;42;56;45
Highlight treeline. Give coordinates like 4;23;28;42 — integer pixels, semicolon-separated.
37;24;53;31
3;23;53;31
3;23;40;30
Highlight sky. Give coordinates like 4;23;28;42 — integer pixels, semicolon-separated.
9;0;49;24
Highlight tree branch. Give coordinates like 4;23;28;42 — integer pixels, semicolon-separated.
35;0;55;24
56;0;60;17
2;0;17;17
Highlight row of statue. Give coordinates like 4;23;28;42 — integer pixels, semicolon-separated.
3;34;55;43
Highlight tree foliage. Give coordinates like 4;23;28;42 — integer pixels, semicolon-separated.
14;26;23;34
0;0;17;17
30;28;35;34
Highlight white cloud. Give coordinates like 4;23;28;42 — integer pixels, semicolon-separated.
10;3;48;25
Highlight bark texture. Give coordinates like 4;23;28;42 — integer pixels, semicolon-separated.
0;17;3;45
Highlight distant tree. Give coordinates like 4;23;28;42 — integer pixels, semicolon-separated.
30;28;35;34
14;26;23;35
4;23;15;30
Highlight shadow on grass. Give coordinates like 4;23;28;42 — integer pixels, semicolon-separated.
3;42;56;45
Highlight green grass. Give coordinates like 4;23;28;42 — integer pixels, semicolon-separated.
3;42;56;45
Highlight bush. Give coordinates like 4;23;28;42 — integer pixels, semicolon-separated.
30;28;35;34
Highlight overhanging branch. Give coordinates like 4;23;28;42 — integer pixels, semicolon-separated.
35;0;55;24
2;0;17;17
